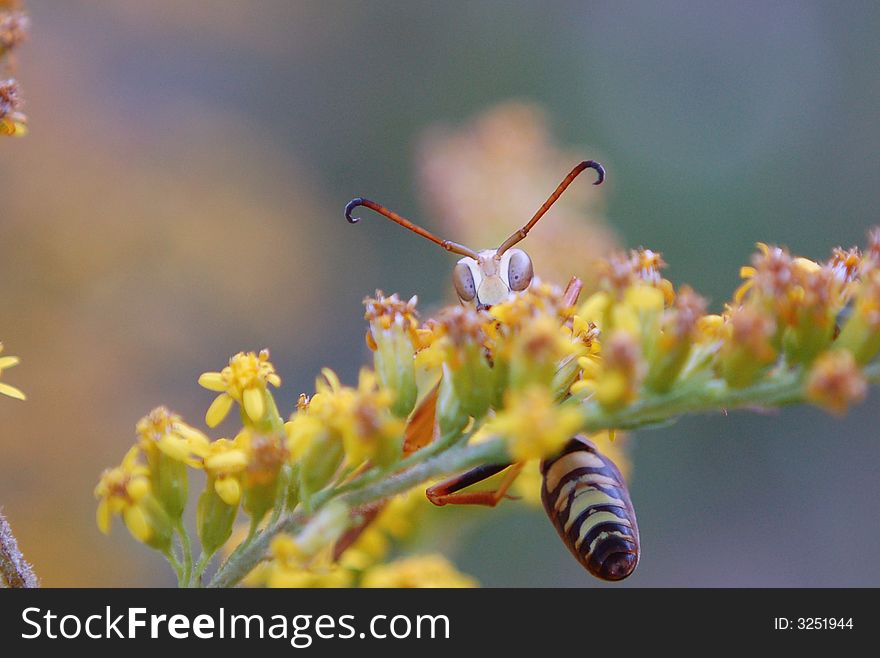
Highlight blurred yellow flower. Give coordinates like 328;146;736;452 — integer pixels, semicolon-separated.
486;386;583;462
0;343;24;400
94;447;171;550
361;554;477;588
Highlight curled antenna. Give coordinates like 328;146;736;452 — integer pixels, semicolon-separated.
345;197;480;259
497;160;605;255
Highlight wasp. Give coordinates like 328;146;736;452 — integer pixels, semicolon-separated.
344;161;640;581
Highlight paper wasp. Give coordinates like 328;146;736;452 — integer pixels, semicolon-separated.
344;160;640;581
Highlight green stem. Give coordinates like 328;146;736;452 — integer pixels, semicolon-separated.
207;438;508;588
574;361;880;431
206;361;880;588
175;522;194;587
164;549;185;586
192;551;214;587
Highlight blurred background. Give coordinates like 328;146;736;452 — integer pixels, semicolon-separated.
1;0;879;586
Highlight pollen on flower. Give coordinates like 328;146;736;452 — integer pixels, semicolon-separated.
806;350;867;415
364;291;420;337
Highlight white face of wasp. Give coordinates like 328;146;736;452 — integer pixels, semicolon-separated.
452;248;534;309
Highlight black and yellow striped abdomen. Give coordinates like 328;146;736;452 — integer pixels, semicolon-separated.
540;435;640;581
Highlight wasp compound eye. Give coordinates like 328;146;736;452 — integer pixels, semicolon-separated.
507;249;534;292
453;262;477;301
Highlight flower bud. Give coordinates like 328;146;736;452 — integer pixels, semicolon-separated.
197;478;238;556
365;293;419;418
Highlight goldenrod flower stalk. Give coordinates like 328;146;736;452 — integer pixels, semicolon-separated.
96;228;880;589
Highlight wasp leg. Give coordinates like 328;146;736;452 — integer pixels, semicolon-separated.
426;462;524;507
403;382;439;455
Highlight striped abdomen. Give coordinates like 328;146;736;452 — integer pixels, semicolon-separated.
540;435;640;581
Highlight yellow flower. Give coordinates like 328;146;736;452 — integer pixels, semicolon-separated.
192;437;249;506
94;447;172;550
719;304;777;387
198;349;281;427
361;554;478;588
135;406;209;520
264;534;353;588
486;386;583;461
291;368;405;469
136;406;209;466
0;342;24;400
591;331;644;409
262;503;354;588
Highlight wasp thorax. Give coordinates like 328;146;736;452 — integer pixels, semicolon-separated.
453;248;534;309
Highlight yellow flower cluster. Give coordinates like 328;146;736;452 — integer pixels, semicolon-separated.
96;345;470;587
565;233;880;415
248;489;477;588
96;230;880;587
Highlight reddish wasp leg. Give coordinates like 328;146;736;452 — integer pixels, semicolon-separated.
426;462;524;507
402;382;440;455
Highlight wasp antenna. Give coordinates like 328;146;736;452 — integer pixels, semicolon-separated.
585;160;605;185
343;196;480;259
345;197;366;223
497;160;607;255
